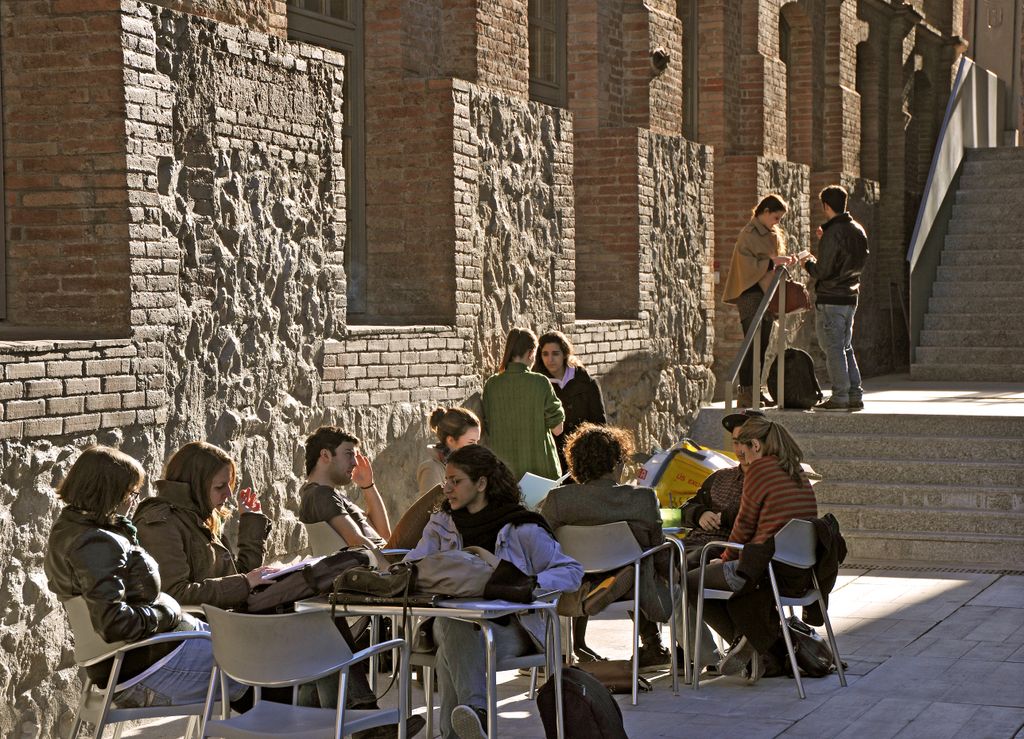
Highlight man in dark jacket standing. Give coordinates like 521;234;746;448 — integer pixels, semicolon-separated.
800;185;869;411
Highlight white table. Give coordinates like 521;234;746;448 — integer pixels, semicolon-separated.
296;595;565;739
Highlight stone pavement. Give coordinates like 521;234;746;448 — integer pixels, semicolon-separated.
117;567;1024;738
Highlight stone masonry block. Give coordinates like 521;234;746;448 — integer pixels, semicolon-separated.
7;399;45;420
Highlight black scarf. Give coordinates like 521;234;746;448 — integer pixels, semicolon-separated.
451;502;553;553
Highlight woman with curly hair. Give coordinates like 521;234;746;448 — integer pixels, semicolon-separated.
539;423;674;665
482;327;565;480
405;445;582;739
134;441;274;610
532;330;606;475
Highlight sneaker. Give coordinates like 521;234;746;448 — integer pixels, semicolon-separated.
574;644;607;663
717;636;757;677
638;642;671;669
354;715;426;739
815;397;850;412
742;650;765;684
849;398;864;411
759;392;777;408
451;705;487;739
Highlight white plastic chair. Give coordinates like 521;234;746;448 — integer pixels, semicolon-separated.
767;519;848;699
201;605;409;738
305;522;347;557
64;596;211;739
555;522;679;705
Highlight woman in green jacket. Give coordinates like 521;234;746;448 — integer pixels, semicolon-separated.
482;327;565;481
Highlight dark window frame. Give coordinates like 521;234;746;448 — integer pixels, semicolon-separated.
287;0;367;314
528;0;567;108
0;29;6;320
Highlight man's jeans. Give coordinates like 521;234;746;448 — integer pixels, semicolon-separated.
433;617;534;739
815;303;862;403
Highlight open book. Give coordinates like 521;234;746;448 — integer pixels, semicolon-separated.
261;555;325;580
519;471;571;511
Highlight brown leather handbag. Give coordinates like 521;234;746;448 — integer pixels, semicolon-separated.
768;280;810;317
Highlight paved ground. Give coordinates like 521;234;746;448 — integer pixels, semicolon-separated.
120;567;1024;738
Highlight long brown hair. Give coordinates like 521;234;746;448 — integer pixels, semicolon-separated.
437;445;522;512
533;330;581;376
499;327;538;371
163;441;236;536
58;445;145;516
735;417;805;482
752;193;789;255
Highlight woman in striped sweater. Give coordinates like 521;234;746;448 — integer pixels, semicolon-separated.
687;416;817;682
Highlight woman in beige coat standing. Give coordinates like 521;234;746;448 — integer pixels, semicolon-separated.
722;194;797;407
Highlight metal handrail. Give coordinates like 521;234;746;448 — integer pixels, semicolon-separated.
723;266;791;411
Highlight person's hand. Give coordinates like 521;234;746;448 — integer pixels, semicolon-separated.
351;451;375;488
238;486;262;514
698;511;722;531
245;566;278;588
770;254;795;267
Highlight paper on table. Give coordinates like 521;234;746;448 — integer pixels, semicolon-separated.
261;555;325;580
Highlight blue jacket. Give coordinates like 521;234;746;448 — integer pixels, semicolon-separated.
406;511;583;643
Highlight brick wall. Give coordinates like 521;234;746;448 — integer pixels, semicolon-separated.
1;0;131;335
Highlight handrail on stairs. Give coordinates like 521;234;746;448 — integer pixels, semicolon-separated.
906;56;1004;361
723;266;793;411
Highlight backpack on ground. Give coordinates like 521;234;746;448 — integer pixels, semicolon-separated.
767;348;823;410
536;666;628;739
245;548;372;614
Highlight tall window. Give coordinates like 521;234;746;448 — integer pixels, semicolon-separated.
287;0;366;313
528;0;567;107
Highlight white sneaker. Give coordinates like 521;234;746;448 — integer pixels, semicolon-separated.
451;705;487;739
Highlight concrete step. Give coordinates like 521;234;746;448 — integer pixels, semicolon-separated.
936;264;1024;283
800;433;1024;463
821;503;1024;537
957;172;1024;191
927;295;1024;314
931;280;1020;298
922;313;1006;331
940;249;1024;267
950;203;1010;222
947;220;1018;235
813;480;1024;511
944;233;1024;250
963;146;1024;163
918;328;1024;348
956;188;1024;205
914;345;1024;366
962;155;1024;176
910;362;1024;382
839;529;1024;569
811;457;1024;487
691;407;1024;441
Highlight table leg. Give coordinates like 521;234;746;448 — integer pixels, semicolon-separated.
548;609;565;739
481;623;498;739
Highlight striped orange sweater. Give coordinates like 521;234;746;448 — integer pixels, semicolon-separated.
721;455;817;561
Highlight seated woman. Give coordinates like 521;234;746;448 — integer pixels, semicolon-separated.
539;423;673;666
416;406;481;494
405;445;582;739
679;409;766;569
44;445;245;708
134;441;274;610
686;416;817;683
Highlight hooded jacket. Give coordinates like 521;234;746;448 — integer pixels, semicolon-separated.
133;480;271;609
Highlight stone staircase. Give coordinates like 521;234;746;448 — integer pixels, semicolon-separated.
912;146;1024;382
689;407;1024;571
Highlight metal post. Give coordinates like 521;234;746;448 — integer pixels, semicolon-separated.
752;324;761;410
777;275;787;409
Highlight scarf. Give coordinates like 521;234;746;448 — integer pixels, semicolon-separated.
451;502;554;553
66;506;140;544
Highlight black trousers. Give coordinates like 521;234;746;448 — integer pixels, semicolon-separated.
737;288;775;387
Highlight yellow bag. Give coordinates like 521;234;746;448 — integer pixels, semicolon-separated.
635;439;737;508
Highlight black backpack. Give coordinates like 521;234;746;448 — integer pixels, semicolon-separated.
767;348;823;410
245;548;372;614
537;666;628;739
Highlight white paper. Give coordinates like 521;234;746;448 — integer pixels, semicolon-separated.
262;555;325;580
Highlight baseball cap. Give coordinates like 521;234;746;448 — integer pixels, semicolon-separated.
722;408;767;433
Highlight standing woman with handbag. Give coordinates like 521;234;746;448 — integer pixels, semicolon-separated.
482;327;565;481
722;194;797;408
405;445;583;739
533;330;606;476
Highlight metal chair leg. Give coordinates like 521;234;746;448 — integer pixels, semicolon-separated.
768;567;805;699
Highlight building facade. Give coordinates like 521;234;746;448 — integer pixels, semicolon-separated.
0;1;965;734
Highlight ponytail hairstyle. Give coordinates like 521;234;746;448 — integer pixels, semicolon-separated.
533;330;581;376
162;441;236;537
735;417;805;482
751;193;789;255
437;445;522;512
428;406;481;456
499;327;538;371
